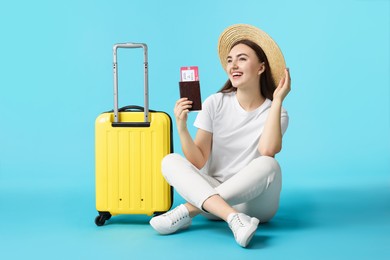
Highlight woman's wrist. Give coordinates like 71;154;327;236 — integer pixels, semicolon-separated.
177;124;188;135
271;98;283;106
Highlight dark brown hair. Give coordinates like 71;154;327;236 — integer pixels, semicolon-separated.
218;39;276;100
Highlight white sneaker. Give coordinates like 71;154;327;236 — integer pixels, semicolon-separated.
228;213;260;247
150;204;192;235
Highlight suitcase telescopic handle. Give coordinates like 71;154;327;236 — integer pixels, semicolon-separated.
112;43;149;127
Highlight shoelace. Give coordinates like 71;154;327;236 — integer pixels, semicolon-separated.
229;214;244;230
229;214;246;240
164;206;188;226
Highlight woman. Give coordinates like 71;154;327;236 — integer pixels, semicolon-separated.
150;24;291;248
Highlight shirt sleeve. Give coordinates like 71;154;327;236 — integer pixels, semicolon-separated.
281;108;289;135
193;94;216;133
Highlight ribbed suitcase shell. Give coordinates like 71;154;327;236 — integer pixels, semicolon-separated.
95;110;173;218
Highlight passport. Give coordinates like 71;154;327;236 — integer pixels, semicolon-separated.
179;66;202;111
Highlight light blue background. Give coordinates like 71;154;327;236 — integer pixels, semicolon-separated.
0;0;389;259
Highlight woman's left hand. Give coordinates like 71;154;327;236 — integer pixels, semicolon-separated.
273;68;291;102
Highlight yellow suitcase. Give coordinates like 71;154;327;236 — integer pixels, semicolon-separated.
95;43;173;226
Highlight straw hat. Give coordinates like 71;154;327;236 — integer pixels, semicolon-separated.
218;24;286;87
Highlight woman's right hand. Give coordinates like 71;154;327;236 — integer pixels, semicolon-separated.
174;98;193;132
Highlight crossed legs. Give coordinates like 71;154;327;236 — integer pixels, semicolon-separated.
150;153;282;247
161;153;282;222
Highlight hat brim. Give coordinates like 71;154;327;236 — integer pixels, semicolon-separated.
218;24;286;88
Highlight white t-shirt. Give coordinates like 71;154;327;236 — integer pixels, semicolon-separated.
194;91;289;182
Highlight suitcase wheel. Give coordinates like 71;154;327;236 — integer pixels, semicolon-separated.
95;212;112;226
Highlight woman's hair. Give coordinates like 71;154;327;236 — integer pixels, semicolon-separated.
218;39;276;100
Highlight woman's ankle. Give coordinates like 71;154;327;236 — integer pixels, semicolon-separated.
184;203;201;218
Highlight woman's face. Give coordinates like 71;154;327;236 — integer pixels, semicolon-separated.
226;43;264;90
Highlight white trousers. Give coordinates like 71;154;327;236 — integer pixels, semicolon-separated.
161;153;282;222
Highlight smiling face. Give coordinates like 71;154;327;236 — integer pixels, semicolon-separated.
226;43;265;90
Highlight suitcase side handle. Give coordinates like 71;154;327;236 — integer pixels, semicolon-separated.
113;43;149;124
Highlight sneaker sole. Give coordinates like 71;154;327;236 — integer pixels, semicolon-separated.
150;219;192;235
